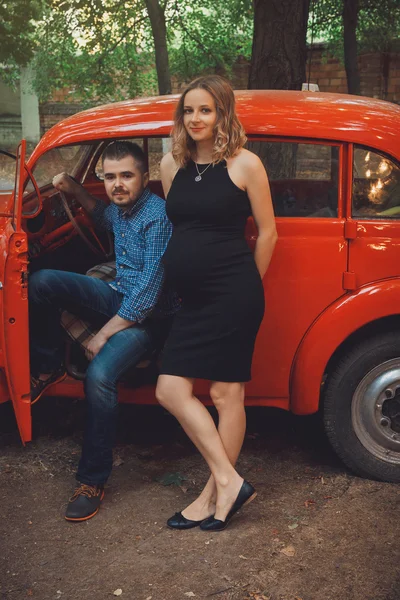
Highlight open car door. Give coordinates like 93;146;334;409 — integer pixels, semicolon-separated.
2;140;32;443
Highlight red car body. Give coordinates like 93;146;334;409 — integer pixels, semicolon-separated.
2;90;400;481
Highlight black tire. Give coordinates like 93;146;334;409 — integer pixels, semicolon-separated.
323;331;400;482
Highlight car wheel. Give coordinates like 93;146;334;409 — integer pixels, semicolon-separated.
323;331;400;482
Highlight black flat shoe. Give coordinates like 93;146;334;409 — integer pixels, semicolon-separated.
167;511;205;530
200;480;256;532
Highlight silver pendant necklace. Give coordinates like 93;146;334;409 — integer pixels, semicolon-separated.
194;161;212;182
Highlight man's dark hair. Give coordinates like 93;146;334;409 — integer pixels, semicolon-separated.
102;141;147;174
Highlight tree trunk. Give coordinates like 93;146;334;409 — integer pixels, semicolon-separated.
343;0;360;95
248;0;310;90
144;0;171;95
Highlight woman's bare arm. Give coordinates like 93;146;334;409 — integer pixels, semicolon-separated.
240;151;278;278
160;152;178;198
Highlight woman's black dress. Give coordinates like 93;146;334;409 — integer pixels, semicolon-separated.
160;159;265;382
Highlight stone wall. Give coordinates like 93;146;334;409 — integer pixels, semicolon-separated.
0;116;22;149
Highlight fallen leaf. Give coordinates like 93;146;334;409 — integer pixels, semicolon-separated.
288;523;298;530
246;592;271;600
304;499;316;508
113;589;122;596
136;449;154;459
155;472;187;486
112;456;124;467
280;544;296;557
146;597;152;600
239;555;248;559
184;593;195;598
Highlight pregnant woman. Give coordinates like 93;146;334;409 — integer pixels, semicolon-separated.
156;75;277;531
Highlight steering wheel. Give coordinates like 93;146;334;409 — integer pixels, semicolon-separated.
59;190;113;259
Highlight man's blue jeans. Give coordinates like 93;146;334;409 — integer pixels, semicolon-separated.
29;269;170;485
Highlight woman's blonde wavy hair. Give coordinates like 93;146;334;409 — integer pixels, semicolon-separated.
172;75;247;168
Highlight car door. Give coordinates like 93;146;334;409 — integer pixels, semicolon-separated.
242;138;349;402
2;140;32;443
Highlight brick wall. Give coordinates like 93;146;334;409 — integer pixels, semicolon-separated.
39;102;84;136
308;43;400;102
38;44;400;135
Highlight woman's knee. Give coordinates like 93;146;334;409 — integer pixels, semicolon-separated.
156;375;191;410
210;382;245;412
155;377;175;409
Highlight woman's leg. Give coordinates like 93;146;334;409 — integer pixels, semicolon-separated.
156;375;245;522
179;381;246;521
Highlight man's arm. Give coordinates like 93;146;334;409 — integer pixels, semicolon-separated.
85;214;173;360
117;215;172;323
52;172;112;231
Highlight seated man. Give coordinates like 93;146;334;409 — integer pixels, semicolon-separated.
29;141;179;521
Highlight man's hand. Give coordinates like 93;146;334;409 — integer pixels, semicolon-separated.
84;315;136;361
52;172;81;195
52;172;97;213
85;332;108;361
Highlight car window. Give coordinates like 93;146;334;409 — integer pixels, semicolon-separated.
32;145;93;188
247;140;339;217
94;137;171;181
352;147;400;219
22;144;94;217
148;137;172;180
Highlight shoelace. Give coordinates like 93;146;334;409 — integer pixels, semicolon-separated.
70;484;99;502
31;374;56;390
30;375;41;388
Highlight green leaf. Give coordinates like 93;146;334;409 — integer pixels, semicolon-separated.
155;472;187;486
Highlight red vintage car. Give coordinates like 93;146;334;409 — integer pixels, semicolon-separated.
2;90;400;482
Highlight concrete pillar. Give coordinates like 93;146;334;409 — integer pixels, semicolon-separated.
20;65;40;143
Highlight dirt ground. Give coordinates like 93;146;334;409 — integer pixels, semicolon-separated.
1;398;400;600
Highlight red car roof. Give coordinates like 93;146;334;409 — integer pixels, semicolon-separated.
30;90;400;165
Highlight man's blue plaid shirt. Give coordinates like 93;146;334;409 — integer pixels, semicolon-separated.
91;188;180;323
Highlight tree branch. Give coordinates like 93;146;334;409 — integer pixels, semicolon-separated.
172;0;223;68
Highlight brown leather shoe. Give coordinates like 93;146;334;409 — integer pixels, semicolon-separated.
65;484;105;522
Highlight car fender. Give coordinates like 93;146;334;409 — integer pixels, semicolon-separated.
290;278;400;415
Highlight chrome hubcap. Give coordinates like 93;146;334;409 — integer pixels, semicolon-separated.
352;358;400;464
